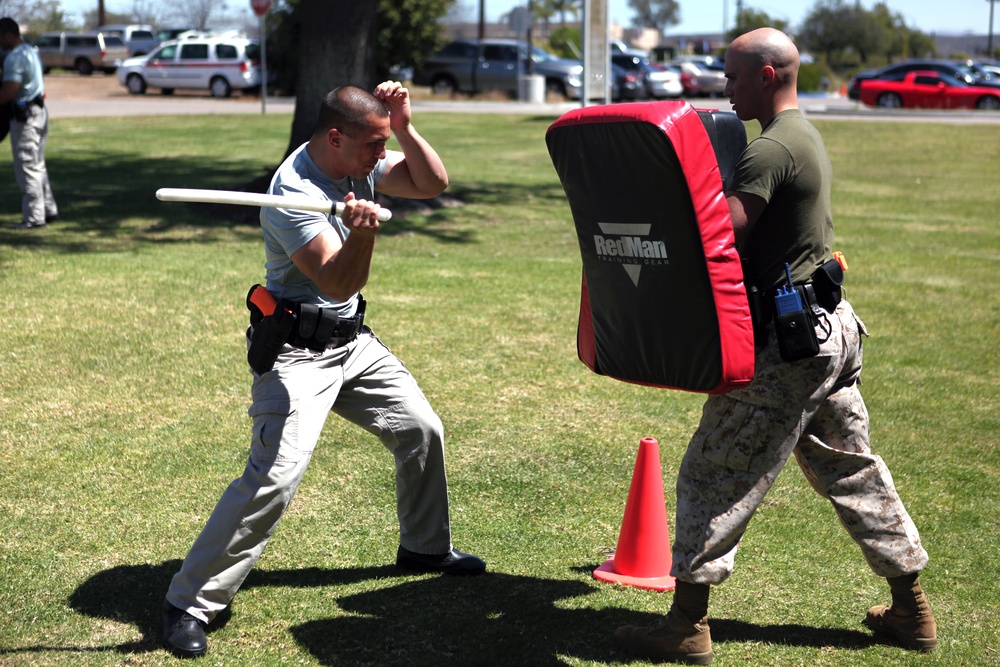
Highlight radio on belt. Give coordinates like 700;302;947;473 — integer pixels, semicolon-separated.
773;263;804;316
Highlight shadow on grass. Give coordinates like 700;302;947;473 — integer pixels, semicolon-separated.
51;560;644;663
709;617;874;651
0;560;877;663
0;149;569;254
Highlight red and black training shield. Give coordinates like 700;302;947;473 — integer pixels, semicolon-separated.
545;101;754;393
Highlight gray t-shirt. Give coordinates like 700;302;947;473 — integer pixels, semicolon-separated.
260;142;387;316
2;42;44;102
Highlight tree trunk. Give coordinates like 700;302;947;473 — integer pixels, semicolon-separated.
284;0;378;157
205;0;377;223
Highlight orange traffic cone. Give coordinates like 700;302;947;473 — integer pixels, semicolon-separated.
593;437;676;591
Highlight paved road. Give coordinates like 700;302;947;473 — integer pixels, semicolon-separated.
44;75;1000;125
49;94;1000;125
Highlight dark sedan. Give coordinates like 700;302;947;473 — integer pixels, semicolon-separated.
611;63;643;101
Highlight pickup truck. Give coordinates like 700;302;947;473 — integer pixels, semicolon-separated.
33;32;130;75
859;70;1000;110
412;38;583;99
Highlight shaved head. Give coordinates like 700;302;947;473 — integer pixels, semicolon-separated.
728;28;800;89
724;27;801;124
314;85;389;138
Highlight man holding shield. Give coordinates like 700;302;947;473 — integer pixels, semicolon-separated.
613;29;936;664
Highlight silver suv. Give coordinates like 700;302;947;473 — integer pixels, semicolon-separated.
34;31;129;75
117;35;262;98
413;39;583;99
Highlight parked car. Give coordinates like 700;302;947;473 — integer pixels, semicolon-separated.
977;60;1000;78
847;59;1000;100
671;54;723;68
640;60;683;99
611;53;649;98
155;27;199;43
610;54;683;99
412;39;583;99
97;24;157;56
611;63;643;101
117;36;262;98
859;70;1000;110
610;39;649;58
958;59;1000;84
670;60;727;97
34;31;129;75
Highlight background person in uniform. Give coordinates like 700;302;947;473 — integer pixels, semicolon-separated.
161;81;485;659
0;17;57;230
613;28;936;664
0;57;10;144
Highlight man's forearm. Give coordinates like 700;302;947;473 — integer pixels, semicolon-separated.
315;233;376;303
394;124;448;197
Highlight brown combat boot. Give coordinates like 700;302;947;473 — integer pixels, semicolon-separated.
864;574;938;652
614;581;714;664
613;608;713;664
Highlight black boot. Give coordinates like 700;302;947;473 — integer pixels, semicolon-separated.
396;546;486;575
162;601;208;658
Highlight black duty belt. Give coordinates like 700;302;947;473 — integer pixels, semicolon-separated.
745;258;845;352
246;285;367;374
288;297;366;351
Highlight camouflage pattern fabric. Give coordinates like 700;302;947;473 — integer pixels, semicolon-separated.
671;300;929;584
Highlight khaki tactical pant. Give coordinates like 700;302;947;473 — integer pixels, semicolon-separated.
167;329;452;623
10;106;57;226
671;300;928;585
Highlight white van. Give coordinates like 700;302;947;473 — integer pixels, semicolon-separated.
116;36;262;98
98;24;157;56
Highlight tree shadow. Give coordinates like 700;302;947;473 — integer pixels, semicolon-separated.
0;151;264;254
1;131;576;251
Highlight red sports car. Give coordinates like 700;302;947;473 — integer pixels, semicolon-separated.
859;70;1000;110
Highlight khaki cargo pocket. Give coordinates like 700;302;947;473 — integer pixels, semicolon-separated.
248;398;298;465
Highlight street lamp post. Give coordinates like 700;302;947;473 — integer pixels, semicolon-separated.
989;0;996;57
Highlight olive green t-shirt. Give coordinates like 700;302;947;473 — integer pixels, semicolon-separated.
730;109;834;292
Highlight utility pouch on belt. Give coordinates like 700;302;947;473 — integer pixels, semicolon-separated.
246;285;297;375
772;264;819;362
743;257;769;348
11;101;28;123
290;298;366;352
810;257;845;313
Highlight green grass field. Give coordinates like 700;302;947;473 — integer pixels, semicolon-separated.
0;109;997;667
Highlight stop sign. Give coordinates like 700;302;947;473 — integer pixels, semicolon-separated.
250;0;270;16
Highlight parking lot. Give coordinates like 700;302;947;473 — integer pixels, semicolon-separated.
42;71;1000;124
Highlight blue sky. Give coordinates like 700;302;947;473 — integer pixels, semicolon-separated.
483;0;994;35
56;0;995;35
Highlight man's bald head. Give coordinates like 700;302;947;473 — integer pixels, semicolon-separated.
724;27;801;124
728;28;800;89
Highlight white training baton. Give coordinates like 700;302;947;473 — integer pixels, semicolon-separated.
155;188;393;222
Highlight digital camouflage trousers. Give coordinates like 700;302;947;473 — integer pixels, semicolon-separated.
671;300;928;585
